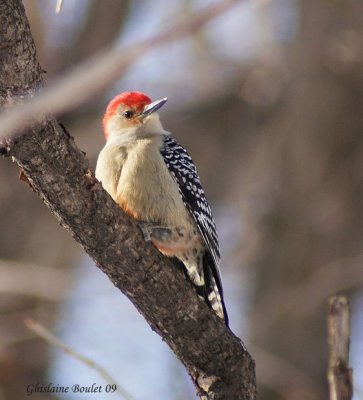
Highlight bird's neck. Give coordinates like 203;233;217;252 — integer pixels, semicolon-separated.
104;114;168;148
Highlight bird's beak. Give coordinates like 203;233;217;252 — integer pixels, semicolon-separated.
142;97;167;118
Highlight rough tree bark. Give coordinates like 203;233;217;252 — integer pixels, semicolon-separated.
0;1;256;399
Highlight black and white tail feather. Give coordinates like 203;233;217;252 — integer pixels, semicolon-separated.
160;135;229;326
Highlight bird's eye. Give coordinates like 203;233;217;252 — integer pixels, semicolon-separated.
123;110;133;119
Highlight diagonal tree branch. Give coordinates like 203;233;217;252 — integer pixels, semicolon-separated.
0;1;256;399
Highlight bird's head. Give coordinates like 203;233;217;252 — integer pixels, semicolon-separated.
102;91;167;141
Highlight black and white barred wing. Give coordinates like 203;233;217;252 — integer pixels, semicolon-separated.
160;135;222;279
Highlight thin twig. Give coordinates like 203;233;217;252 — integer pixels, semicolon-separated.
55;0;63;14
327;295;353;400
24;318;135;400
0;0;241;140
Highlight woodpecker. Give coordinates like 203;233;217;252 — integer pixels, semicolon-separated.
95;92;228;325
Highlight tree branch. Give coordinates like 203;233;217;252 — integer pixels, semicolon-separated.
327;295;353;400
0;1;255;399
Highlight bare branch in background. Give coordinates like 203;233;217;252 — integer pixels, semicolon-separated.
327;295;353;400
55;0;63;14
0;0;241;141
25;318;134;400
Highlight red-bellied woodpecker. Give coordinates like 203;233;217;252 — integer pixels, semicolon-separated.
95;92;228;325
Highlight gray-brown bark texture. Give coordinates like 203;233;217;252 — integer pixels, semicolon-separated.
0;1;256;399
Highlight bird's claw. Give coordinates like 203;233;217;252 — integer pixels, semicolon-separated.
139;222;152;242
139;222;172;242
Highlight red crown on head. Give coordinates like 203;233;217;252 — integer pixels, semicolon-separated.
105;92;152;116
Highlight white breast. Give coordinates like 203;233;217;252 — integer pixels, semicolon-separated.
95;141;126;200
115;137;192;227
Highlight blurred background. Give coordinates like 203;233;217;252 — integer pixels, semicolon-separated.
1;0;363;399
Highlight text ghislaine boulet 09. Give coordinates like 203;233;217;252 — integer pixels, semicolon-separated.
26;382;117;396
